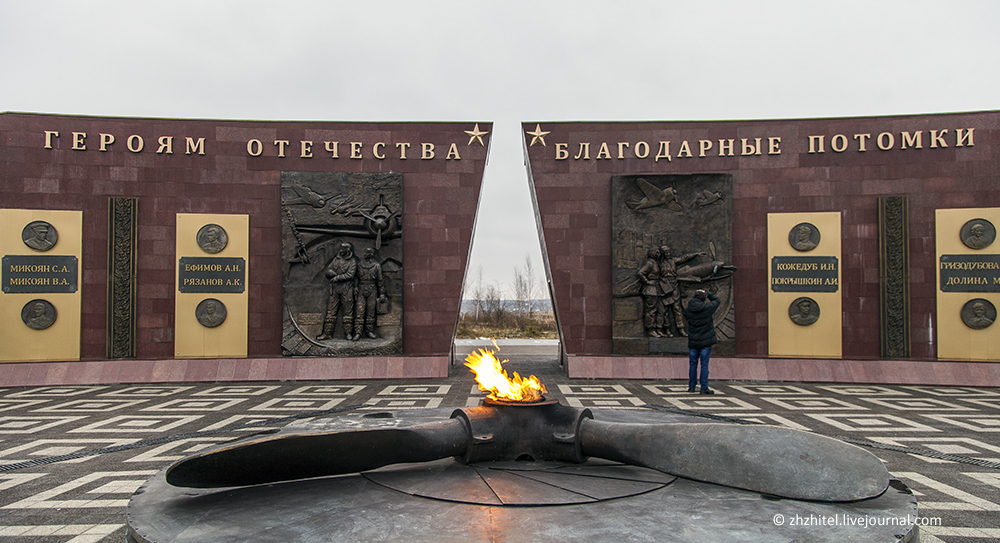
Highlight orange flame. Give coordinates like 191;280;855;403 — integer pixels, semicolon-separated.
464;340;547;403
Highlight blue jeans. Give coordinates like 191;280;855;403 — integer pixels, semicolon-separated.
689;347;711;390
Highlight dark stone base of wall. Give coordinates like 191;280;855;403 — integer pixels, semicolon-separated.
0;356;450;386
567;356;1000;387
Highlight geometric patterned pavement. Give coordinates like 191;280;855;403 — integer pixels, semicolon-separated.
0;353;998;542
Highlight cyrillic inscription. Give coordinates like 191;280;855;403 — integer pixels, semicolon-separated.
771;256;839;292
178;257;246;293
940;254;1000;293
2;255;78;293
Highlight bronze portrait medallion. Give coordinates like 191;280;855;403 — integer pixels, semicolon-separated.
788;297;820;326
960;219;996;250
197;224;229;254
21;221;58;252
961;298;996;330
21;299;57;330
788;223;820;252
196;298;228;328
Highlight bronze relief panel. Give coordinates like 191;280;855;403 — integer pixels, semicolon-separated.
612;174;736;355
281;172;403;357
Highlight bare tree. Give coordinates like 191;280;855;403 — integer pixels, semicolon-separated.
481;282;506;327
522;253;537;319
513;265;529;322
472;265;485;324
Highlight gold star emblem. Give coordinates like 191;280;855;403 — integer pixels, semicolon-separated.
464;123;489;146
525;124;550;147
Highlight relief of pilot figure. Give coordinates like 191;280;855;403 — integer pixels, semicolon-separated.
636;248;664;337
317;242;358;341
354;247;387;340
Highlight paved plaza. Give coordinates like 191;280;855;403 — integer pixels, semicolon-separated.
0;343;999;542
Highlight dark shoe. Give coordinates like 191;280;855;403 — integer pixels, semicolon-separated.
687;387;696;393
700;388;714;395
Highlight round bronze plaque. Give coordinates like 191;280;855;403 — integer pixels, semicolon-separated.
788;297;820;326
197;224;228;254
960;218;996;250
21;221;58;252
196;298;228;328
788;223;820;252
21;299;57;330
961;298;996;330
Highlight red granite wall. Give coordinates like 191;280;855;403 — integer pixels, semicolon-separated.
1;113;489;364
524;111;1000;360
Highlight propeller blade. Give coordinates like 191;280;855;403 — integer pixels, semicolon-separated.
165;418;469;488
580;420;888;502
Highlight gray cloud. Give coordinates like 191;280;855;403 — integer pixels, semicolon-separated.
2;0;998;294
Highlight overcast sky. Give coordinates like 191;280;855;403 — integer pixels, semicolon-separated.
2;1;998;298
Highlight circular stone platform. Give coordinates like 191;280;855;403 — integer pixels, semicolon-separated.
126;408;918;543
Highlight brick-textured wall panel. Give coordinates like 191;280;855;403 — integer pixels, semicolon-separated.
526;112;1000;360
1;113;490;362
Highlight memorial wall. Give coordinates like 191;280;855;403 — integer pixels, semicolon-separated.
3;110;1000;387
0;112;490;385
523;112;1000;386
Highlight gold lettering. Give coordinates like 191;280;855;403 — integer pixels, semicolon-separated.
127;135;144;153
698;139;713;157
72;132;87;150
634;141;649;158
421;143;435;160
617;142;629;159
677;140;693;158
900;131;922;149
740;138;761;156
44;130;59;149
768;136;781;155
853;133;871;152
595;142;612;159
324;141;340;158
877;132;894;151
808;135;825;154
351;142;363;159
445;142;460;160
718;139;734;157
831;134;848;153
247;139;263;156
655;141;671;162
157;136;173;154
396;142;410;159
274;140;290;157
185;137;205;156
99;133;115;152
373;142;386;160
573;143;590;160
300;140;313;158
555;143;569;160
956;128;974;147
930;129;948;148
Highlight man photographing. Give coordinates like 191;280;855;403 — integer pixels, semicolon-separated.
683;289;721;394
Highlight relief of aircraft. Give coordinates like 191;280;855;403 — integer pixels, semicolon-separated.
282;184;338;208
677;241;737;282
627;178;683;212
